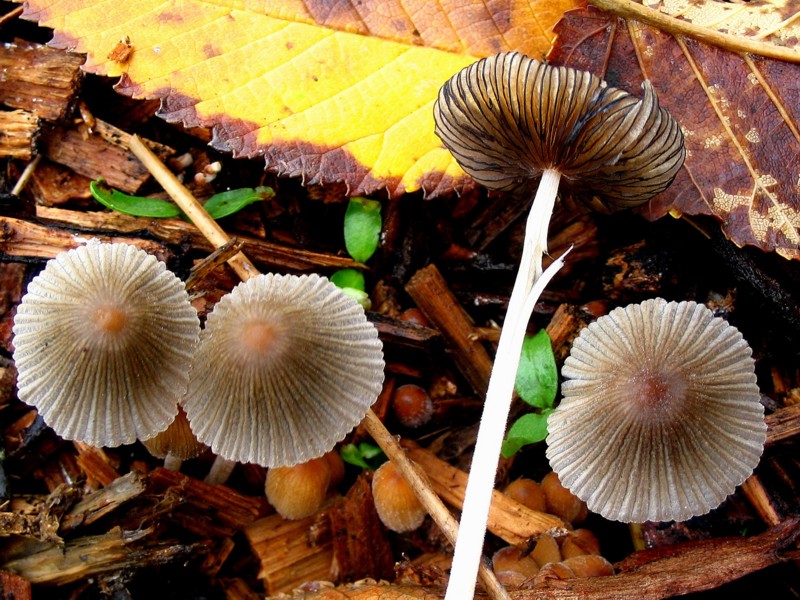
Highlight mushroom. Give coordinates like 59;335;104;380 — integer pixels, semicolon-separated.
266;454;334;520
372;460;427;533
12;241;199;447
433;52;685;597
141;406;207;470
546;298;766;523
181;272;384;468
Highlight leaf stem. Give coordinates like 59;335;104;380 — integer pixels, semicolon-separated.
445;168;563;600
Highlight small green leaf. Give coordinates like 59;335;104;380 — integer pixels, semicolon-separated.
339;287;372;310
501;408;554;458
344;197;382;262
203;186;275;220
90;180;275;220
90;180;182;218
515;330;558;409
330;268;366;292
340;442;386;470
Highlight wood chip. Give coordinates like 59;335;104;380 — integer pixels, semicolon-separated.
0;110;38;160
42;119;173;193
0;40;83;122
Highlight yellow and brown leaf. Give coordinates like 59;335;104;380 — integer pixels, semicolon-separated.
20;0;578;198
550;2;800;259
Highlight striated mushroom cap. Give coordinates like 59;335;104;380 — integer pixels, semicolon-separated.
433;52;685;210
546;298;766;523
12;242;199;447
182;273;385;468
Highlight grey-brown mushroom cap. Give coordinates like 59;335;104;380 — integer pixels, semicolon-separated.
433;52;686;210
546;298;766;523
12;242;200;447
182;273;385;468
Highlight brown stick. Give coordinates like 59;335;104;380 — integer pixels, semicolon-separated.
127;135;509;600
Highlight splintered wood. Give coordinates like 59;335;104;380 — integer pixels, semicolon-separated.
246;475;393;595
0;110;38;159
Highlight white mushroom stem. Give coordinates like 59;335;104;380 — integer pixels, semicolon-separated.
446;168;565;600
204;456;237;486
128;135;510;600
162;452;183;472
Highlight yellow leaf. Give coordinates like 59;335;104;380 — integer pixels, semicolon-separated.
21;0;580;197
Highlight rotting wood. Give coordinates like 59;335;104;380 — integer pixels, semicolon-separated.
402;441;566;545
740;474;782;527
0;110;38;160
35;205;359;272
0;526;210;585
368;312;441;357
60;471;147;532
0;215;173;261
406;264;494;396
42;120;173;193
0;40;83;122
245;512;333;594
147;468;270;538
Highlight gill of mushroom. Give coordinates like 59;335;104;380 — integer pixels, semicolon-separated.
126;135;511;600
433;52;686;599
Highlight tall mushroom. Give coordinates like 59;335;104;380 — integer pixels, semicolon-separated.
547;298;766;523
433;52;685;597
12;241;199;447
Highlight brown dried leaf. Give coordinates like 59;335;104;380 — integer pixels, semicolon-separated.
549;3;800;258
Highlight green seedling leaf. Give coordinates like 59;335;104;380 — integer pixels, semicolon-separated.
91;180;275;220
90;180;182;218
330;268;366;292
515;330;558;409
344;197;382;262
202;186;275;220
340;287;372;310
501;408;554;458
340;442;386;470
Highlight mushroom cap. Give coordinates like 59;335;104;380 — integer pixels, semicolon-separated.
433;52;685;210
546;298;766;523
182;273;385;468
12;242;199;447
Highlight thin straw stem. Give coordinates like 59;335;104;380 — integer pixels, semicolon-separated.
128;135;510;599
445;168;563;599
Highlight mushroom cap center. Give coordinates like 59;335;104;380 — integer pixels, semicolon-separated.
240;319;278;354
627;367;688;424
92;304;129;334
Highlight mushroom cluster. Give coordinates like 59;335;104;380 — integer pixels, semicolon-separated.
434;52;685;598
12;241;199;447
547;298;766;523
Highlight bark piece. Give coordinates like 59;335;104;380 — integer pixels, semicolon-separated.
402;441;565;545
0;40;83;122
328;475;394;583
73;443;120;489
406;264;494;395
42;120;173;193
0;215;173;262
27;159;93;206
0;110;39;160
